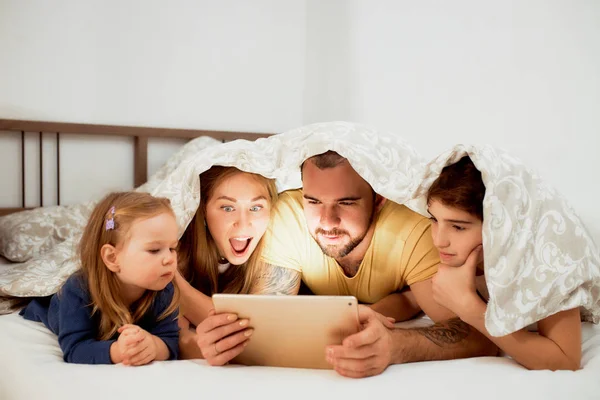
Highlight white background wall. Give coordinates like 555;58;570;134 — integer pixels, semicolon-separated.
1;0;599;242
304;0;600;242
0;0;307;205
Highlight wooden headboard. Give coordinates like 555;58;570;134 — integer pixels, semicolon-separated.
0;119;272;216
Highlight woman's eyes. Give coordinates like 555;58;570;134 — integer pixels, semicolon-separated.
221;205;264;212
453;225;466;231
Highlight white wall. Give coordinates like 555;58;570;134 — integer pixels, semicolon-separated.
2;1;599;244
304;0;600;243
0;0;307;205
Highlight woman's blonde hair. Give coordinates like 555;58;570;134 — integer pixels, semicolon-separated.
78;191;180;340
178;166;277;295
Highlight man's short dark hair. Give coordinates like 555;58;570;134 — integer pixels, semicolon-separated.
301;150;347;173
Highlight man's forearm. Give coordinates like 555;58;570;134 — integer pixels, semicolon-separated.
390;318;498;364
370;291;421;322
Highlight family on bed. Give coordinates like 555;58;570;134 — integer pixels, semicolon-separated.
20;149;584;376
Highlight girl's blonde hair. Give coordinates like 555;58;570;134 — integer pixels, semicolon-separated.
178;166;278;295
79;191;180;340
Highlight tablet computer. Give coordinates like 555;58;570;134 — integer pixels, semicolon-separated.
212;294;360;369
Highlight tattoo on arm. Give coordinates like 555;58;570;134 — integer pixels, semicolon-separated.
415;318;471;347
250;263;301;295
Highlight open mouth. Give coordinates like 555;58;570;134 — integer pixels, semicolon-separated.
229;237;253;257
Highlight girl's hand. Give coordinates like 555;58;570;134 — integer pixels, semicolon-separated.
112;324;142;364
117;324;158;366
196;309;253;366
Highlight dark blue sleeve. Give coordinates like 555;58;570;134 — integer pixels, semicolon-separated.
55;277;116;364
148;283;180;360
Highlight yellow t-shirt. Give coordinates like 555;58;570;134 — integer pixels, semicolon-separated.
261;190;440;304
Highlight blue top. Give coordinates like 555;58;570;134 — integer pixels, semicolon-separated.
20;274;179;364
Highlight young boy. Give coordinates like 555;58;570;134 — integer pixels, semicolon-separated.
427;156;581;370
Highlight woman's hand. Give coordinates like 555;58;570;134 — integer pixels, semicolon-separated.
195;309;253;366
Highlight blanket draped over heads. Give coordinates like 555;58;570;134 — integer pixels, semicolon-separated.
0;122;425;313
154;121;427;237
1;124;599;335
412;144;600;336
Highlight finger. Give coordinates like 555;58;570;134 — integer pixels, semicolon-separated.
206;340;249;366
334;365;381;379
128;347;153;365
120;335;141;348
330;354;379;373
198;319;249;348
125;341;149;359
195;313;239;335
326;343;376;361
356;304;374;324
356;305;390;328
121;328;143;340
342;322;381;348
133;352;154;366
125;348;148;366
375;314;395;329
475;244;484;265
118;324;138;334
213;329;253;356
122;331;145;346
464;245;483;271
382;319;395;329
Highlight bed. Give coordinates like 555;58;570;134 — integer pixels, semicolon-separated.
1;120;599;400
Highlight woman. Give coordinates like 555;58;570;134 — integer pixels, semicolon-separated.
427;156;581;370
176;166;301;365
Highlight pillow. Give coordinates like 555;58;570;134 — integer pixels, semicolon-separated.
0;236;80;300
0;203;94;262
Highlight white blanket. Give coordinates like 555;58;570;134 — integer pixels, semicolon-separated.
1;123;599;337
412;145;600;336
1;312;599;400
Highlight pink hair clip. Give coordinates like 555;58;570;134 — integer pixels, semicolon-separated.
105;206;116;231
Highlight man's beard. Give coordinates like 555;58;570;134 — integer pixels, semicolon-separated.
312;208;375;259
313;228;368;259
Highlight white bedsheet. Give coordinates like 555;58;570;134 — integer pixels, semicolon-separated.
1;312;599;400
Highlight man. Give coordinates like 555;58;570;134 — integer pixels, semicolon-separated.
253;150;497;378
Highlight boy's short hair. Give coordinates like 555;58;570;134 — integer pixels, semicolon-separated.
427;156;485;221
